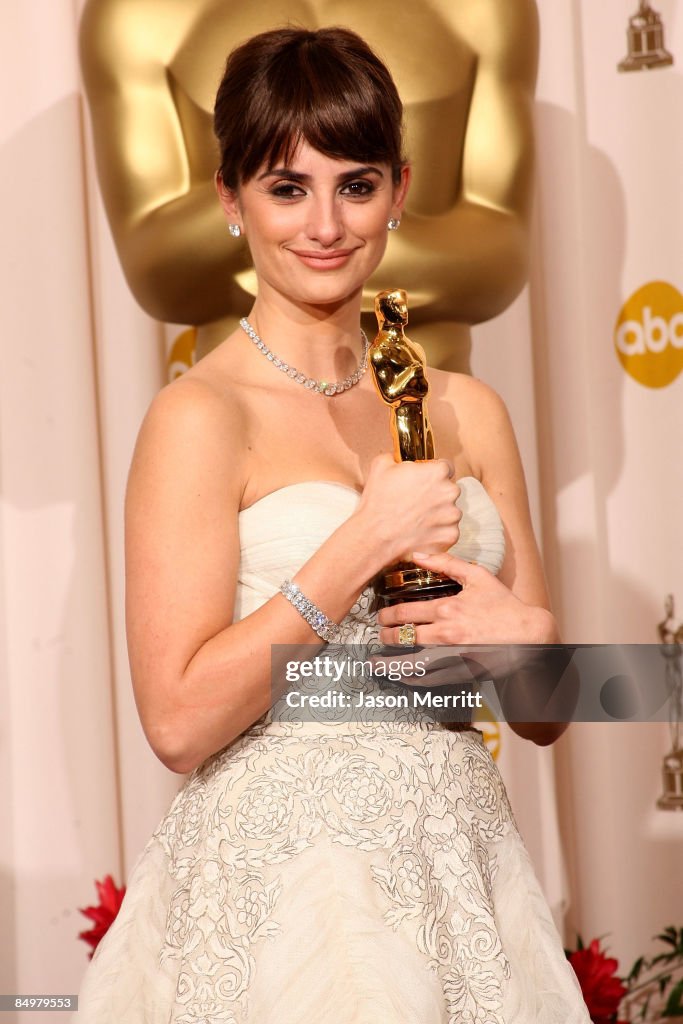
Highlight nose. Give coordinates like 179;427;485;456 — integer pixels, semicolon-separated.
306;193;343;247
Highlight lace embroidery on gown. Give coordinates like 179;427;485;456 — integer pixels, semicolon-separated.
75;479;590;1024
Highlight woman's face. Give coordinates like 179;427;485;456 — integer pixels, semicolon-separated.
218;139;410;310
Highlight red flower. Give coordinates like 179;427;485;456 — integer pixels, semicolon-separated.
568;939;627;1023
78;875;126;959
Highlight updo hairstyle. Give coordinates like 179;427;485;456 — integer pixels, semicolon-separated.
213;26;406;189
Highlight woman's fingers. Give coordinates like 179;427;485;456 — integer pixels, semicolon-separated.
378;599;446;627
411;551;484;585
376;555;500;646
378;596;461;646
376;553;554;648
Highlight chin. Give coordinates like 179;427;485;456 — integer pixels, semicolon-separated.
288;277;366;309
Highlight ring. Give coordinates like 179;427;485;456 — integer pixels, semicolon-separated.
398;623;417;647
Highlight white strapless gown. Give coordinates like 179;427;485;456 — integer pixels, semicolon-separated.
75;480;590;1024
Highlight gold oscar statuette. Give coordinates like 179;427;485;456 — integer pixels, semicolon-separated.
369;289;464;607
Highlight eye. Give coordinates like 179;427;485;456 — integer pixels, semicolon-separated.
340;180;375;198
270;182;307;199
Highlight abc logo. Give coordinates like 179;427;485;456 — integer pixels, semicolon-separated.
614;281;683;388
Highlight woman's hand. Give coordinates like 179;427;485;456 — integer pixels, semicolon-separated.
376;551;573;746
377;551;559;646
354;454;462;564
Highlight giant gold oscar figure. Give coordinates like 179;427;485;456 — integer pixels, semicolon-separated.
79;0;539;372
370;289;463;606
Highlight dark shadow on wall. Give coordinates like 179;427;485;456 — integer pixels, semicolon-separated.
530;99;628;637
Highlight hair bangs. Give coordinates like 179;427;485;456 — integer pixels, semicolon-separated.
215;27;405;189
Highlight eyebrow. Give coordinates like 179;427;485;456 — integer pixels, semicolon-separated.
257;165;385;182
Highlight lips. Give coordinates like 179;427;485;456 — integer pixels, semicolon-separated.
290;248;356;269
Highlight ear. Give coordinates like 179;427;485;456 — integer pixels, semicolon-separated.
214;171;243;228
391;163;412;218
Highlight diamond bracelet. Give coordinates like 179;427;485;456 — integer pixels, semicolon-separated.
279;580;341;643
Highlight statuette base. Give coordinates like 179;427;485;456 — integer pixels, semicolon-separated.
375;564;462;607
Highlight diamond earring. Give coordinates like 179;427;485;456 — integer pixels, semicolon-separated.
387;218;401;231
228;224;242;238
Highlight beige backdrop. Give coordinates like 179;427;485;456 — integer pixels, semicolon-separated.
1;1;681;1017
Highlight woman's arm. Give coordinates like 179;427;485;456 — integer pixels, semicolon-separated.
125;379;462;773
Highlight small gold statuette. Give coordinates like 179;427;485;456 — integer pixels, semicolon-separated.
369;289;463;607
619;1;674;72
657;594;683;811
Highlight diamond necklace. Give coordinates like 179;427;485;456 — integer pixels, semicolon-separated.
239;317;369;396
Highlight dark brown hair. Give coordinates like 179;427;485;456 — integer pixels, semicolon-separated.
214;27;405;189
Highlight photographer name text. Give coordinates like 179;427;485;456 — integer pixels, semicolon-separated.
284;689;483;710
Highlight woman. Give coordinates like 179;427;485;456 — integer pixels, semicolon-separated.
76;27;589;1024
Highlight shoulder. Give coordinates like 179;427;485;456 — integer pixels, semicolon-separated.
431;366;508;422
431;369;517;478
80;0;152;47
138;370;246;448
79;0;190;73
435;0;538;69
128;371;248;501
459;0;538;42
